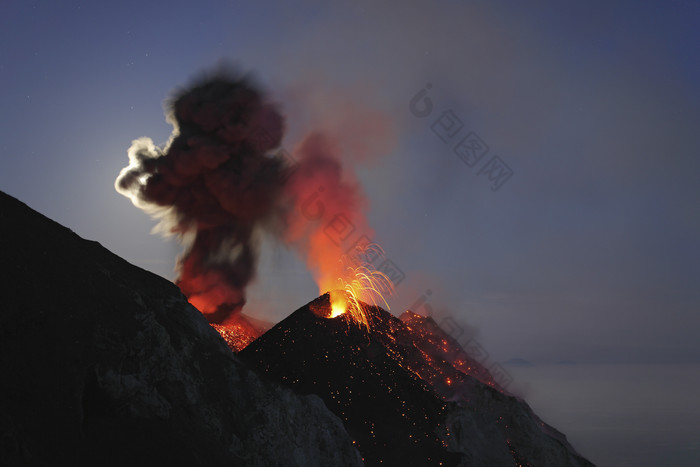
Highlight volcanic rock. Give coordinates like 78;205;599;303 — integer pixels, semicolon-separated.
240;293;595;466
0;191;361;466
399;311;591;466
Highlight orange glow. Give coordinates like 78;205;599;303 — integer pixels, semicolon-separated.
282;149;391;327
325;260;393;328
211;321;259;352
329;289;348;317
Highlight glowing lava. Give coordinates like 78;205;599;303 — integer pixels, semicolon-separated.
326;262;393;328
211;323;258;353
329;290;348;317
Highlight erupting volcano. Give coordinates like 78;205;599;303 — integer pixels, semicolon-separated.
115;68;391;351
112;69;594;466
240;292;593;466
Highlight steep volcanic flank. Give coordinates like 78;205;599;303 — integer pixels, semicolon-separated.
240;293;595;466
240;293;456;466
399;310;498;391
211;314;269;352
0;187;594;466
0;191;361;466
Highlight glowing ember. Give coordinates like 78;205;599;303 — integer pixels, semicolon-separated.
399;310;499;390
211;323;257;352
329;290;348;317
318;243;394;327
325;263;393;328
208;313;268;353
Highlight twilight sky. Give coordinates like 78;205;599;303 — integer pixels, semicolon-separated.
1;0;699;371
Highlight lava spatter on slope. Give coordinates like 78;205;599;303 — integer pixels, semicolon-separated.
399;311;499;394
239;292;596;466
239;293;459;466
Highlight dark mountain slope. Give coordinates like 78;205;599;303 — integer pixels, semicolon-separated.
240;293;595;466
241;293;456;466
0;190;361;466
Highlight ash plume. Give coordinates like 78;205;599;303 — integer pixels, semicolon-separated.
116;70;288;323
115;69;390;324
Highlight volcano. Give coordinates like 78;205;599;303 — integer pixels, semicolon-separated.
0;188;595;466
240;293;595;466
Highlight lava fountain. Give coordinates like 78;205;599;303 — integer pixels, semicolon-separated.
325;261;393;329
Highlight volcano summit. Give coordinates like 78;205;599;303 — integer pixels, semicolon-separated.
240;292;594;466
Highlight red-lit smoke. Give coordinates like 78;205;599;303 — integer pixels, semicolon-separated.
283;132;370;293
115;70;392;324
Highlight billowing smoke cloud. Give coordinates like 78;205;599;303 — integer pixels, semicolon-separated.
116;71;289;323
116;69;391;324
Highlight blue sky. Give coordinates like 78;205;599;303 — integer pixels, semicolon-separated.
1;0;699;369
